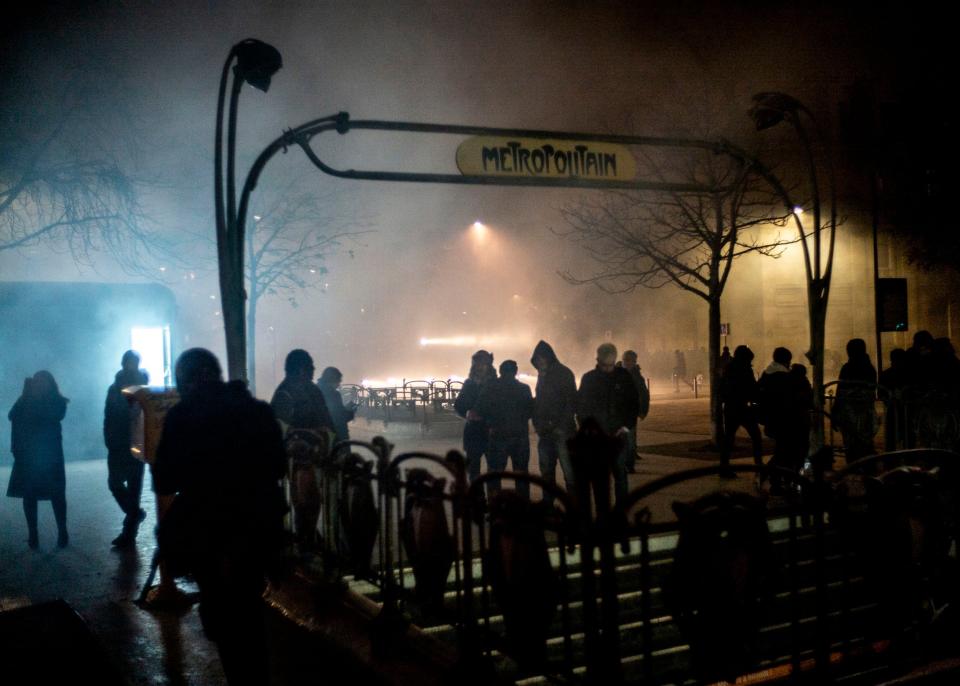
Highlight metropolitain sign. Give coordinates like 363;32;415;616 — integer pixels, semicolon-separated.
456;136;637;183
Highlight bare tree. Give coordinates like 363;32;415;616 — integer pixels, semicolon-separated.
0;71;165;273
558;150;793;444
245;180;367;394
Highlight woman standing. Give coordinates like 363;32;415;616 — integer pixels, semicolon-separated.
7;371;69;549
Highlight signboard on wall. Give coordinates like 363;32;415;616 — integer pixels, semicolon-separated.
878;278;908;332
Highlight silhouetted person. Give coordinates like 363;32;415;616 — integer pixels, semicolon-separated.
476;360;533;498
620;349;650;474
673;349;688;392
153;348;285;686
577;342;639;504
832;338;877;462
454;349;497;485
719;345;763;476
530;340;577;504
104;350;149;548
879;348;909;450
317;366;357;444
757;347;793;483
7;371;69;549
271;349;333;550
789;364;813;470
719;346;732;377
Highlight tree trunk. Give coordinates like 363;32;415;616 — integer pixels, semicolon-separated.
708;295;722;446
807;284;828;454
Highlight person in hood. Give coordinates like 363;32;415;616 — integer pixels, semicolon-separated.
530;341;577;504
454;350;497;485
476;360;533;497
576;342;639;504
154;348;285;686
103;350;149;548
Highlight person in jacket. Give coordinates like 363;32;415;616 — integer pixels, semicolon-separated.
103;350;149;548
576;343;639;504
531;340;578;504
270;349;334;549
832;338;877;462
476;360;533;497
620;350;650;474
7;370;69;549
719;345;763;476
153;348;285;686
317;366;357;444
757;347;805;488
454;349;497;485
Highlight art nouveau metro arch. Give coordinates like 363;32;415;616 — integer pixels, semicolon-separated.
220;112;801;381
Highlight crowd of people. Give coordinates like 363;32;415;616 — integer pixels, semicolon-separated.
6;331;958;684
453;340;650;505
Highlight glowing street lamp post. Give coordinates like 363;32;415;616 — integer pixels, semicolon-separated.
750;92;838;454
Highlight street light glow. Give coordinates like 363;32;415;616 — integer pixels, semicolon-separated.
471;221;488;240
793;206;804;215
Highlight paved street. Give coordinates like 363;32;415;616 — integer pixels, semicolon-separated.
0;395;773;685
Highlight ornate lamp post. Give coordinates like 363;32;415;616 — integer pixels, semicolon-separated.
749;92;838;453
214;39;282;382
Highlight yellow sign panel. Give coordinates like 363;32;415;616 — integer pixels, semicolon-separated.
456;136;637;182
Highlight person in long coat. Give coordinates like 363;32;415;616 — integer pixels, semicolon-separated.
7;370;69;549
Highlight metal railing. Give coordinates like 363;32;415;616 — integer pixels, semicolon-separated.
312;434;960;684
823;380;960;456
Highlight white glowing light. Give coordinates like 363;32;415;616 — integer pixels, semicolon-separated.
793;206;804;215
309;269;316;273
159;266;166;272
419;336;479;347
253;215;262;221
209;294;216;300
130;326;171;386
470;221;488;239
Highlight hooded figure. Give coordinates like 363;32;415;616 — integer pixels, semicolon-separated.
530;340;578;502
719;345;763;475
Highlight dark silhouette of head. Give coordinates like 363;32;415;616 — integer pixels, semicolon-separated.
773;347;792;367
913;330;935;352
121;350;141;372
889;348;907;368
284;349;315;380
319;366;342;385
175;348;222;397
733;345;754;363
29;370;65;401
846;338;868;360
469;349;495;382
499;360;518;379
790;363;807;378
